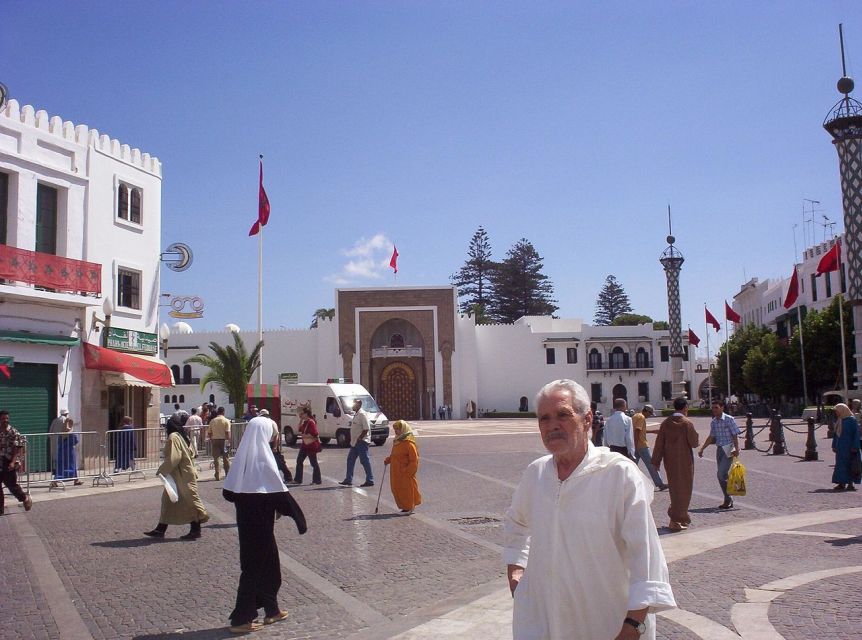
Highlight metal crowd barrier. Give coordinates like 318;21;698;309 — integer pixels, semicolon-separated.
8;420;253;495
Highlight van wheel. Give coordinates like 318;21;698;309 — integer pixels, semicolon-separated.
336;429;351;448
319;437;331;445
283;427;297;447
372;437;387;446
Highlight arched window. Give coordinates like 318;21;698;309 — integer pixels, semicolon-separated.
182;364;192;384
117;183;128;220
209;394;215;404
588;348;602;369
610;347;628;369
519;396;529;412
129;188;142;223
389;333;405;348
170;365;180;383
636;347;649;368
171;394;177;404
179;394;185;403
163;395;170;403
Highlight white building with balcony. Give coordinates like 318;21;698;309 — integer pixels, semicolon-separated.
0;99;169;461
161;286;709;422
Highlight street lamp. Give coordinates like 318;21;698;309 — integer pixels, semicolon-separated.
160;322;171;357
92;296;114;332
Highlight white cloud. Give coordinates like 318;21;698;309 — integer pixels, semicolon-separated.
324;234;396;285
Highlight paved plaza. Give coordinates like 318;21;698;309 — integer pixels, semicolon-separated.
2;416;861;640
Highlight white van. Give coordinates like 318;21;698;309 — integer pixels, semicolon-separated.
280;382;390;448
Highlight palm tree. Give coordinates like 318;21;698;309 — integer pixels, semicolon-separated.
310;307;335;328
184;332;263;420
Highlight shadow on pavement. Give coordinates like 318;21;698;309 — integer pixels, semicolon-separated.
826;535;862;547
347;513;405;521
134;626;235;640
808;488;846;493
91;538;183;548
205;523;237;530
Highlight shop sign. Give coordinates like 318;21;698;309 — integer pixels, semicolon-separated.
105;327;158;355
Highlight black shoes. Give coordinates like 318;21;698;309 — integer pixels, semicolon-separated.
311;480;322;485
360;481;374;487
718;497;734;510
338;480;352;486
144;529;165;538
180;531;201;541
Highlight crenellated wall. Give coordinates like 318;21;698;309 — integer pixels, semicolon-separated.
1;99;161;176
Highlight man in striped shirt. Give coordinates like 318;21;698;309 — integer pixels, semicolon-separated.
697;400;741;509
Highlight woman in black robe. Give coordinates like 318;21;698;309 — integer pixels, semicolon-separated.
222;415;306;633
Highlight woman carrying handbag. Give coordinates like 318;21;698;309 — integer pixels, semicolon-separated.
293;406;322;485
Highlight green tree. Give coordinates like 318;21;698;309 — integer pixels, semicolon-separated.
712;323;771;398
788;296;854;399
611;313;654;326
310;307;335;328
185;331;263;419
653;320;670;330
741;332;799;402
594;275;633;325
491;238;558;323
451;226;497;322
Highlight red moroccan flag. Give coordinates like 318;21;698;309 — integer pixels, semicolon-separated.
389;246;399;273
816;241;841;275
783;266;800;309
249;156;271;236
705;307;721;332
725;301;741;323
688;328;700;347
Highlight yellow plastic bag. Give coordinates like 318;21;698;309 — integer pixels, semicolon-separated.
727;459;746;496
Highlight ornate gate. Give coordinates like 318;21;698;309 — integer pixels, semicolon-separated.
378;362;418;421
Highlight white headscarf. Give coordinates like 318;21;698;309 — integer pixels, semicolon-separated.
223;416;288;494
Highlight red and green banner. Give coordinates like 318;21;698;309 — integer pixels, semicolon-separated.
0;355;13;379
83;343;172;386
0;245;101;295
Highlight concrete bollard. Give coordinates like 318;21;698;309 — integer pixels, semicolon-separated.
804;416;818;461
744;413;755;450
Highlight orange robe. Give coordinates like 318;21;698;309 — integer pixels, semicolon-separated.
386;439;422;511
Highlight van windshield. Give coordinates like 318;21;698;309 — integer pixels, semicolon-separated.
339;395;381;414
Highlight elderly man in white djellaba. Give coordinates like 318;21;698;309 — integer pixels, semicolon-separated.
503;379;676;640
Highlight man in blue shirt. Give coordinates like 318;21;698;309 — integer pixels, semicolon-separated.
698;399;741;509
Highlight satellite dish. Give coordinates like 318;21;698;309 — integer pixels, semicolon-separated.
161;242;193;272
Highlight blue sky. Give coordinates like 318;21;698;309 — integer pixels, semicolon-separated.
2;2;859;352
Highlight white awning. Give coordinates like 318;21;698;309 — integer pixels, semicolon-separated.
102;371;156;388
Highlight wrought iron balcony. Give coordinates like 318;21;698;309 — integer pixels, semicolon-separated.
587;361;653;371
0;244;101;296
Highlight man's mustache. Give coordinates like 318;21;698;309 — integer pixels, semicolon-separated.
545;431;566;440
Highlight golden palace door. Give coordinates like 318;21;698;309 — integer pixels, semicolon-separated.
378;362;418;421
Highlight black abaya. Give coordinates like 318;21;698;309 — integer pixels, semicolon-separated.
223;490;306;626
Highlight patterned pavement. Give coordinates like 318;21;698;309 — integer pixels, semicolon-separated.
1;416;860;639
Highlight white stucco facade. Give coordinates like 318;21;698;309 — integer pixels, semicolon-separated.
162;288;708;420
0;99;163;435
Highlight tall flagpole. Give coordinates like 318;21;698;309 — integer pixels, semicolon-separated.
257;155;264;385
796;301;808;404
258;223;264;385
838;292;848;399
705;305;712;406
724;316;732;400
687;325;695;401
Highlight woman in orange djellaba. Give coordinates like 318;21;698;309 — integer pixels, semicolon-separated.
384;420;422;514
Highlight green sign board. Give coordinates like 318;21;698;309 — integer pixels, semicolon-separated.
105;327;158;355
279;372;299;384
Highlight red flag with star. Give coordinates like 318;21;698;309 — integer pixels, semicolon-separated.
249;156;271;236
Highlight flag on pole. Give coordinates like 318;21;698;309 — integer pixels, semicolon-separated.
783;266;800;309
389;246;399;273
688;328;700;347
705;307;721;332
248;156;271;236
815;240;841;275
725;301;741;323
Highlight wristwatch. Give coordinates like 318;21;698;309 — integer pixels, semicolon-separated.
624;617;646;634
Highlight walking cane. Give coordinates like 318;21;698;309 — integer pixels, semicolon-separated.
374;463;388;514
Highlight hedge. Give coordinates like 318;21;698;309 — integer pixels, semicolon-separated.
480;411;537;419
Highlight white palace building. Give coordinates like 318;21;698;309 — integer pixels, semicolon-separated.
161;286;708;421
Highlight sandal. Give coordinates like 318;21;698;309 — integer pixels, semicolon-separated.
264;611;289;624
229;621;262;634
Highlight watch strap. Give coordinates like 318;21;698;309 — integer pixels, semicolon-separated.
624;617;646;633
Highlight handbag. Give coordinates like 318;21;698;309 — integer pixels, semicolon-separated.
301;432;320;446
727;459;747;496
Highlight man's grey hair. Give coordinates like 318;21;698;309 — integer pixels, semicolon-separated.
535;379;591;416
613;397;627;411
